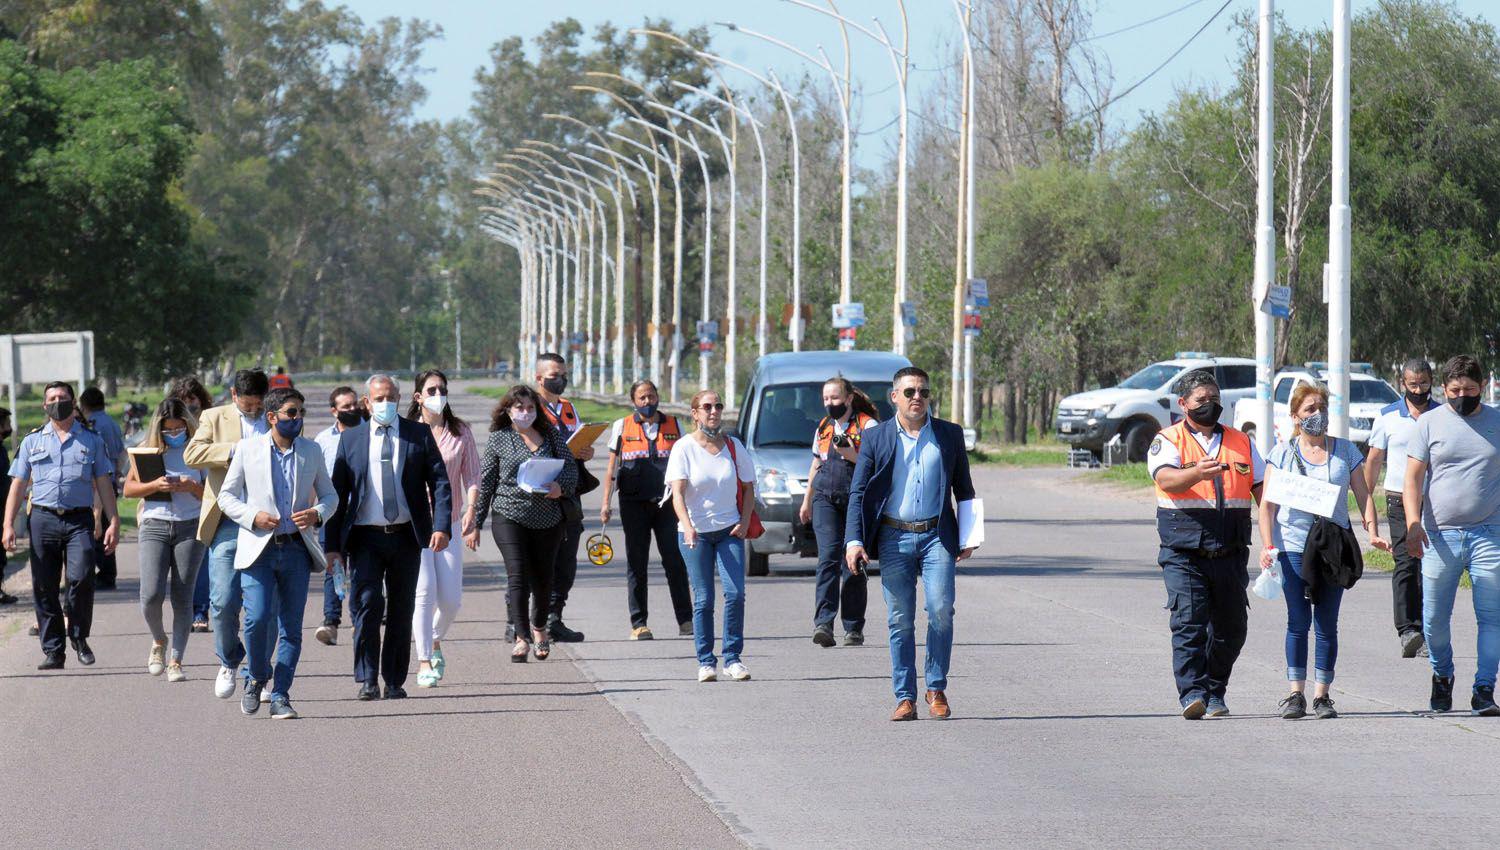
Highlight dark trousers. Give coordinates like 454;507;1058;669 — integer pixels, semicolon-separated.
620;497;692;629
317;527;341;625
93;536;117;585
29;510;96;656
812;495;866;632
349;526;421;688
1386;492;1423;636
1159;546;1249;704
494;518;562;638
548;501;583;623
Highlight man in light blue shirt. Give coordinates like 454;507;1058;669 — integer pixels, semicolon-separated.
885;419;945;522
313;386;361;645
79;387;126;588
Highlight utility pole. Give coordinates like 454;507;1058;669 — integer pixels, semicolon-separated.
1327;0;1352;438
1252;0;1277;454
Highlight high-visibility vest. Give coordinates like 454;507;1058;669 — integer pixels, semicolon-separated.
268;374;291;390
541;398;579;436
814;413;875;460
615;415;680;500
811;413;876;500
1154;421;1256;552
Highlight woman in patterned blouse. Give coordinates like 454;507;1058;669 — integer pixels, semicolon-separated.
475;385;578;661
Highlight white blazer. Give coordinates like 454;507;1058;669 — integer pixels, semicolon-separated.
216;432;338;571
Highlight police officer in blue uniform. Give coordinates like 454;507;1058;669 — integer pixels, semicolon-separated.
2;381;121;669
0;406;18;605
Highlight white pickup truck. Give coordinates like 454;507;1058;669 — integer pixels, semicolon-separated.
1231;365;1400;446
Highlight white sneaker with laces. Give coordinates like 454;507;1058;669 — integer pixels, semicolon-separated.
260;684;271;703
725;662;751;681
147;645;166;676
214;666;236;699
697;665;717;683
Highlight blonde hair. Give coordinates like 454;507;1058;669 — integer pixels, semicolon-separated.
138;397;199;451
1289;381;1329;437
690;389;721;410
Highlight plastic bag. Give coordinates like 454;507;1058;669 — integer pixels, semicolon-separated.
1252;553;1283;600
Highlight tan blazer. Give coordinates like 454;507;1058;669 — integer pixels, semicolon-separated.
184;403;247;546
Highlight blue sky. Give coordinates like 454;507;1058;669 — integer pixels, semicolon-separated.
344;1;1492;163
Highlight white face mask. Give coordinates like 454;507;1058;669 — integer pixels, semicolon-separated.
371;400;398;426
422;393;448;415
510;408;537;429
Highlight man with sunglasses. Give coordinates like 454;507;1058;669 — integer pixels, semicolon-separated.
216;387;336;719
845;367;977;721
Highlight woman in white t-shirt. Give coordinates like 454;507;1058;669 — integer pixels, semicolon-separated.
666;390;756;683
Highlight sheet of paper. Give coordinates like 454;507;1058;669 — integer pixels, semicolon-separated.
516;458;566;493
1263;466;1342;518
567;422;610;455
957;498;984;549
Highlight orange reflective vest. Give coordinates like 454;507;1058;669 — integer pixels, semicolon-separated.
618;415;681;462
541;398;579;435
1154;422;1256;552
268;374;291;390
812;413;876;499
814;413;875;461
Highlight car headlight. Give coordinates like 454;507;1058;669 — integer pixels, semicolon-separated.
758;467;789;496
1092;404;1115;418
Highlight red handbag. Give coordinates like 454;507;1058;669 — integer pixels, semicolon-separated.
722;437;765;539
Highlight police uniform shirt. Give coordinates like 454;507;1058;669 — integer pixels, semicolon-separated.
1368;399;1438;493
7;421;114;509
1147;429;1267;485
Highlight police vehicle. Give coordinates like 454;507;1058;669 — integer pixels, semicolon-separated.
1231;363;1399;446
1054;354;1257;462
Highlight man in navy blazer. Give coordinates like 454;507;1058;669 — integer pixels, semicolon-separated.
846;366;976;722
327;374;451;700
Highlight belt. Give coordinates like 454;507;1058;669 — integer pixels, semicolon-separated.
270;533;302;546
881;515;941;533
1194;546;1241;559
355;522;413;535
33;505;91;518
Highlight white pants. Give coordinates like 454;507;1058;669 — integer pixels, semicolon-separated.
413;522;464;661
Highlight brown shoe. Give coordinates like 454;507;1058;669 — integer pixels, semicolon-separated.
925;690;951;720
890;699;918;721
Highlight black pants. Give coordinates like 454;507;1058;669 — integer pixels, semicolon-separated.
811;494;866;632
1159;546;1249;704
29;509;95;656
1386;493;1423;636
494;518;563;638
349;525;421;688
93;536;117;585
620;497;692;629
548;501;583;624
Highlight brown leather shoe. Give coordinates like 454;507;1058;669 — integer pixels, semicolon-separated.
890;699;917;721
925;690;951;720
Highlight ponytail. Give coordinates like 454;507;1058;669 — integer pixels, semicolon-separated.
825;376;880;422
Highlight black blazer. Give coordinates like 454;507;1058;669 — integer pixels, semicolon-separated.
327;418;452;554
844;416;976;562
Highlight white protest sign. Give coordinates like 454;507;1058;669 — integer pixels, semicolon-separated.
1263;466;1342;519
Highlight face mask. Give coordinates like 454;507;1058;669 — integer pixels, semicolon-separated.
1185;400;1222;427
370;400;398;425
1406;390;1430;408
45;399;74;422
0;427;11;441
274;417;303;439
423;393;449;415
510;408;536;429
336;409;363;428
826;403;848;420
699;423;724;439
634;403;658;420
187;404;202;417
1299;411;1329;436
541;376;568;396
163;431;189;448
1451;394;1481;416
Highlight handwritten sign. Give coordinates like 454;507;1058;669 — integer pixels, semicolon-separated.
1263;466;1342;518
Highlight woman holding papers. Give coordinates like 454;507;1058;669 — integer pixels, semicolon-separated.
121;398;206;682
474;386;578;662
407;369;480;687
1259;382;1386;719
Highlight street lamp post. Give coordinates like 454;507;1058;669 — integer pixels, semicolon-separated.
1252;0;1277;455
1328;0;1352;438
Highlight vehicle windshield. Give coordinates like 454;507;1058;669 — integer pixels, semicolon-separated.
752;381;896;449
1118;363;1183;391
1351;380;1400;404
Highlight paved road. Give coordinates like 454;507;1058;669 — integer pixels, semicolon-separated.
3;382;1498;848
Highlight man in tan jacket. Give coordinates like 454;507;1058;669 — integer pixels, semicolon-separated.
186;368;271;700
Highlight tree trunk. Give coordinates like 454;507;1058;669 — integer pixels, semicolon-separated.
1004;381;1018;443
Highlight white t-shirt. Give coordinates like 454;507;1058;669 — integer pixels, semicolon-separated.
664;435;755;534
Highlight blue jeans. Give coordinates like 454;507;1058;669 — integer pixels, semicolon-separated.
878;524;956;702
192;545;211;620
208;521;275;678
1279;551;1343;684
1423;525;1500;690
240;540;312;700
677;529;746;667
319;527;342;625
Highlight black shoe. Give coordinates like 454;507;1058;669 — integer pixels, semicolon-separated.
70;637;95;666
1399;630;1425;658
812;624;836;647
357;683;381;701
190;619;209;633
1472;685;1500;717
1431;675;1455;713
37;653;65;670
241;681;263;715
28;623;39;636
1279;691;1307;719
269;697;299;720
1312;695;1338;719
548;620;585;643
0;589;18;604
384;685;407;700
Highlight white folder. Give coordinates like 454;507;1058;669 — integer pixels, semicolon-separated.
957;498;984;549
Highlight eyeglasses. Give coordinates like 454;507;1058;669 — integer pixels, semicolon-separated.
900;387;932;399
162;428;187;438
278;408;304;419
422;385;447;396
696;403;725;412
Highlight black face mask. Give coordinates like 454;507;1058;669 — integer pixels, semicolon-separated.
1450;394;1481;416
826;403;848;420
541;376;568;396
1406;390;1431;408
1185;401;1223;427
45;399;74;422
336;410;363;428
0;427;11;441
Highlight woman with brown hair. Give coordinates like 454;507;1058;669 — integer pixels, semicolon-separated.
474;385;578;662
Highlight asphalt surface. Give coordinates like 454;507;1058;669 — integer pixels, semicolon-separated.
4;381;1499;848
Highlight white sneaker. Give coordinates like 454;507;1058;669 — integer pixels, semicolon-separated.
214;666;236;699
147;645;166;676
260;684;271;703
166;662;187;683
725;662;751;681
697;665;717;683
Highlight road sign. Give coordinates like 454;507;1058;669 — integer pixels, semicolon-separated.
695;320;719;342
1;331;96;423
967;278;989;308
963;307;983;338
900;301;918;327
837;326;858;351
1260;284;1292;319
831;302;866;329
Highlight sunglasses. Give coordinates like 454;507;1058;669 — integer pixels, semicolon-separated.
900;387;932;399
162;428;187;438
696;403;725;412
422;385;447;396
277;408;305;419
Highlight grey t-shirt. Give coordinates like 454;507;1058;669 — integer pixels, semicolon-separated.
1409;404;1500;529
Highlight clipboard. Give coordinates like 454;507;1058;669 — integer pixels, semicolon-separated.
566;422;609;455
127;446;172;503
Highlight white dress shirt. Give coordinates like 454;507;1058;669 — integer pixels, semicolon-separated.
355;423;411;526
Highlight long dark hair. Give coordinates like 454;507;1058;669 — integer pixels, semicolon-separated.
826;376;879;421
490;385;554;438
168;376;213;414
408;369;469;435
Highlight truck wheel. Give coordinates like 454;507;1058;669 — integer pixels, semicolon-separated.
747;546;770;577
1125;420;1157;463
